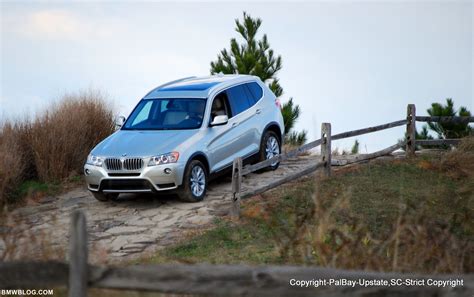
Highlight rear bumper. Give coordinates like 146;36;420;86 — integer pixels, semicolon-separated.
84;162;185;193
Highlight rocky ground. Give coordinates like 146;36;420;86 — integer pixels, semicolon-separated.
0;156;318;263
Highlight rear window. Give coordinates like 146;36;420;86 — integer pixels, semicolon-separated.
226;85;254;116
246;82;263;102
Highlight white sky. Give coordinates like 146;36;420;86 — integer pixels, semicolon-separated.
1;0;472;151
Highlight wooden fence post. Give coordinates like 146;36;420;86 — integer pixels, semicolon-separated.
321;123;332;177
406;104;416;157
69;210;88;297
231;157;242;219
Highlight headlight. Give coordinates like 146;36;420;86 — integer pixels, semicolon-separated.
86;154;104;167
148;152;179;166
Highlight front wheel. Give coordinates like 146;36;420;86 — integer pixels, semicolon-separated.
258;130;281;170
177;160;208;202
91;191;119;202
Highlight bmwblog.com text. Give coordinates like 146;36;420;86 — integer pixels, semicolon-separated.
1;289;54;296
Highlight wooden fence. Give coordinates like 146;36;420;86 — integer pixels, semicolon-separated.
1;104;473;296
230;104;474;217
1;211;473;297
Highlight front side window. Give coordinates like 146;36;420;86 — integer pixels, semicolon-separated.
123;98;206;130
210;92;231;122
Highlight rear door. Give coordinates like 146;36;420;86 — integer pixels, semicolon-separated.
225;84;260;159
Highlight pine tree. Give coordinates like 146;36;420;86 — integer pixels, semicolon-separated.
399;98;472;151
427;98;472;139
351;140;360;154
210;12;307;145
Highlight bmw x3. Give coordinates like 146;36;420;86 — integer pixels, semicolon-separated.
84;75;285;202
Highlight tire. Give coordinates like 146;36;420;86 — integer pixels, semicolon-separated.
91;191;119;202
258;130;281;171
177;160;208;202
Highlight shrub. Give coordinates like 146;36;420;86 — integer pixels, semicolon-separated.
0;122;28;207
28;90;115;181
0;89;115;206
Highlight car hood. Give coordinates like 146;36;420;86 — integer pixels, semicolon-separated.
91;129;199;157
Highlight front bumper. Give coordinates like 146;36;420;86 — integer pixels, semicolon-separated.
84;162;185;193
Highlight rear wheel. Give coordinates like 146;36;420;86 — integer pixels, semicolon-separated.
178;160;207;202
258;130;281;170
91;191;119;202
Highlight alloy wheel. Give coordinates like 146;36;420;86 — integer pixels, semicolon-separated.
265;136;280;166
190;165;206;197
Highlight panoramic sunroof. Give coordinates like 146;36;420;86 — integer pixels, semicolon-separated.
158;82;219;92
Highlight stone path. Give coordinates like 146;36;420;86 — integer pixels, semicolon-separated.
0;156;318;263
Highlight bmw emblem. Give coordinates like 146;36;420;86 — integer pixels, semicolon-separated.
122;153;127;157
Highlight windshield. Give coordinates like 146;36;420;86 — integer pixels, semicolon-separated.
123;98;206;130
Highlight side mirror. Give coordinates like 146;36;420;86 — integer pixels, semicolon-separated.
115;115;126;130
210;115;228;126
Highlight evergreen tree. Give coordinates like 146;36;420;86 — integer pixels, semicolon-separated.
417;125;434;141
427;98;472;139
351;140;360;154
210;12;307;145
399;124;437;151
280;98;307;144
415;125;436;150
286;131;307;147
399;97;472;151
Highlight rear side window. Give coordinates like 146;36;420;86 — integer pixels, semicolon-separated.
246;82;263;103
226;85;253;116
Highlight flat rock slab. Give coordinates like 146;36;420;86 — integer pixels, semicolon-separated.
0;156;320;263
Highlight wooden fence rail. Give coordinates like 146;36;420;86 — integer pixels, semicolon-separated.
416;116;474;123
416;139;463;146
241;161;326;199
1;211;473;297
241;138;323;175
1;260;473;297
332;141;405;166
331;119;407;141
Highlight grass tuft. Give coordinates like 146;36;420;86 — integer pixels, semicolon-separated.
0;89;115;207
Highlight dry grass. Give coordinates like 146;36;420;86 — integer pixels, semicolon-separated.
0;121;31;207
439;136;474;179
280;186;472;273
0;89;115;207
29;90;115;182
273;139;474;273
147;140;473;274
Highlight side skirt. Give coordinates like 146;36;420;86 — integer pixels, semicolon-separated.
208;151;260;181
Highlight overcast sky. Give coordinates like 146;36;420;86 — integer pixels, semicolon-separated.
1;0;472;151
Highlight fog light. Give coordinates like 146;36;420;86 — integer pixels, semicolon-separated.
85;169;91;175
164;168;172;174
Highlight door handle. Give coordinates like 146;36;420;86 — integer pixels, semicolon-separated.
232;122;239;128
256;109;261;114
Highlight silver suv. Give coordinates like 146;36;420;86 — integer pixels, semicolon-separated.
84;75;285;202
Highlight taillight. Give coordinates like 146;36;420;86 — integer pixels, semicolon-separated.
275;98;282;109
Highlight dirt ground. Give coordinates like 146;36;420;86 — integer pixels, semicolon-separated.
0;156;318;263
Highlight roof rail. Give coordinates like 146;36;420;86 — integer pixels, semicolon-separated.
144;76;196;97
